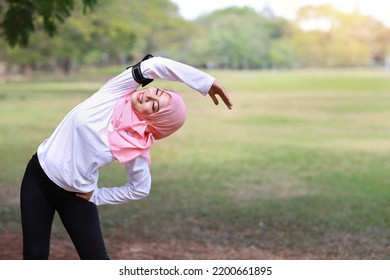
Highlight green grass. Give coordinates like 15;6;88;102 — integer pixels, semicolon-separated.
1;68;390;259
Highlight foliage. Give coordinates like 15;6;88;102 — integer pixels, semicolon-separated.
0;0;194;74
1;0;97;47
191;7;292;69
294;5;390;67
1;2;390;71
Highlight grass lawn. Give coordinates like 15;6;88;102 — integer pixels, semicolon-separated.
1;68;389;259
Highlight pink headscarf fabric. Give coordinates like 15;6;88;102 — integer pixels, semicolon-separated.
108;90;186;165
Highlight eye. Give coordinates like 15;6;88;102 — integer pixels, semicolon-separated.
152;101;157;112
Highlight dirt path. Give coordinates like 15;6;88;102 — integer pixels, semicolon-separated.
0;232;299;260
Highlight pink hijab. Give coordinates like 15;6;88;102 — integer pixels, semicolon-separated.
108;90;186;165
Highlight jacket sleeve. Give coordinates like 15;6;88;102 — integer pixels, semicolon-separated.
141;56;216;95
88;157;151;205
96;67;140;98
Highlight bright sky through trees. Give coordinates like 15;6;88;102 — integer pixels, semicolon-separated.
171;0;389;27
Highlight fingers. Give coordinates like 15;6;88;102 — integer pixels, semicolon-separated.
76;193;86;200
221;94;233;109
210;92;233;109
76;191;93;201
209;80;233;109
210;93;219;105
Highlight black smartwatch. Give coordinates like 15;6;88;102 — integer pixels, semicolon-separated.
127;54;154;87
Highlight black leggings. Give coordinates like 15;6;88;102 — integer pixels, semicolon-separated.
20;154;110;260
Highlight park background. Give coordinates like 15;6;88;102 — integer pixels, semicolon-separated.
0;0;389;259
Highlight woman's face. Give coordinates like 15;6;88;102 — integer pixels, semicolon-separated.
131;87;171;115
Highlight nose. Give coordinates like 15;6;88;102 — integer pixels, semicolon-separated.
145;91;159;102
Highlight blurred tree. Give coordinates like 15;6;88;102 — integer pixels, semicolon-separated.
49;7;137;74
1;2;389;72
0;0;196;74
119;0;199;60
294;5;390;67
192;7;291;69
0;0;97;47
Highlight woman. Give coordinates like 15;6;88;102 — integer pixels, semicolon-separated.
20;55;233;260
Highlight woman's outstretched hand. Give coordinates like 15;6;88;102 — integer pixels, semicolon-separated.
208;80;233;110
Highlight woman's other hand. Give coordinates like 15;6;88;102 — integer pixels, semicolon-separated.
76;191;94;201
